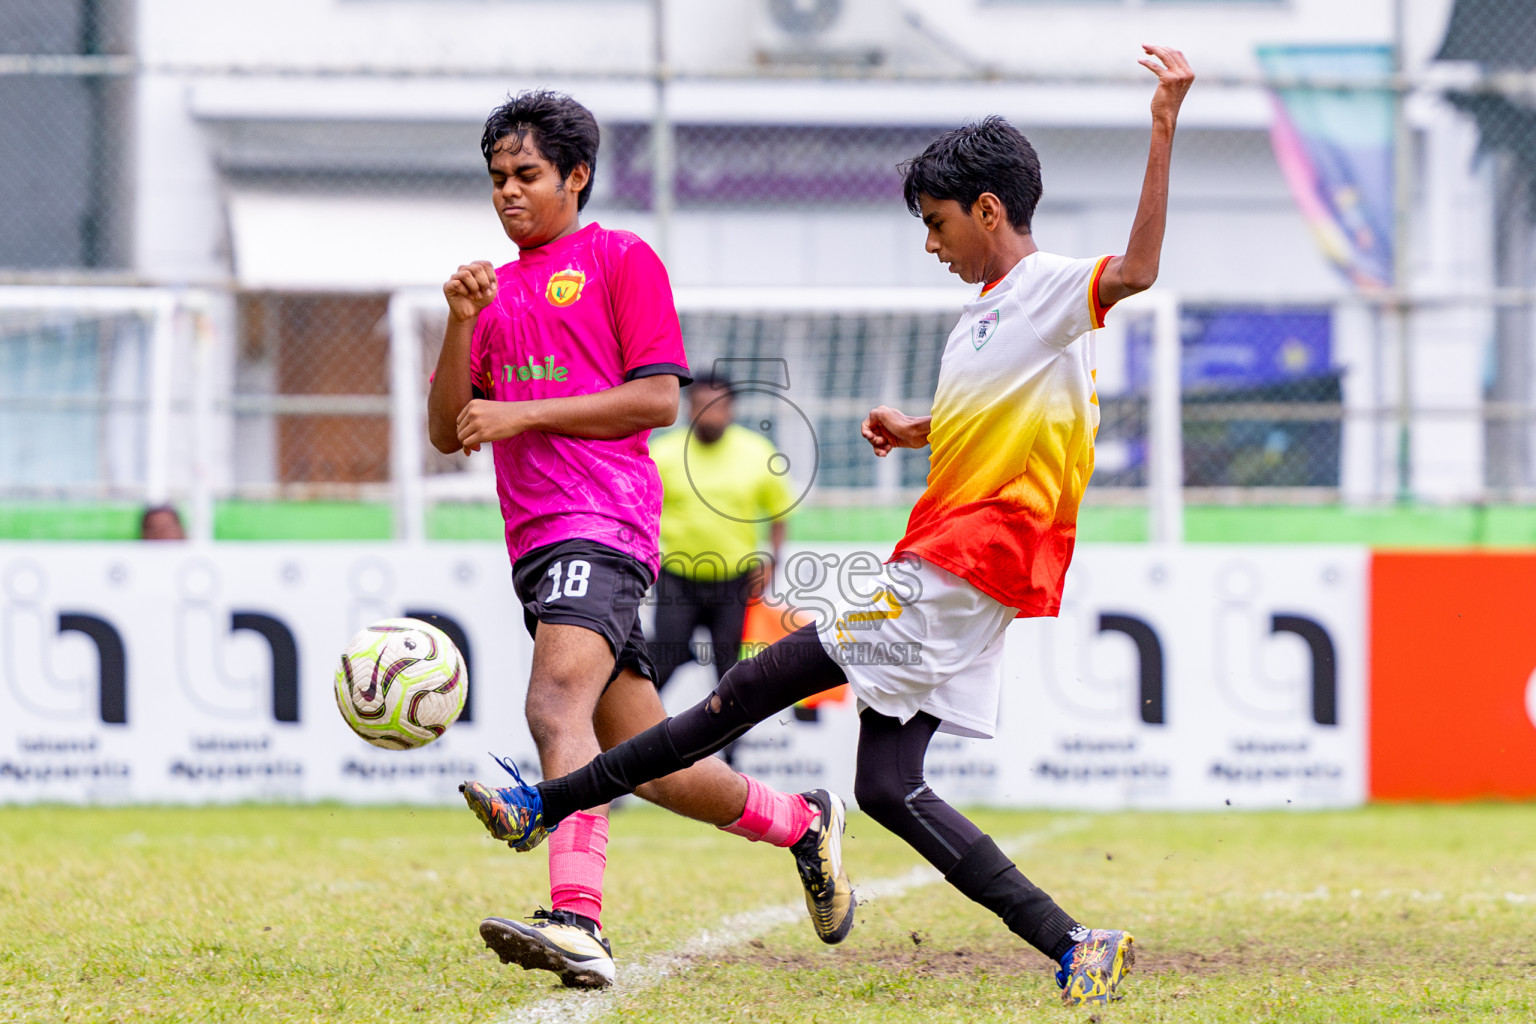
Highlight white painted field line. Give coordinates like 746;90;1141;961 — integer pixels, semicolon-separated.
500;817;1089;1024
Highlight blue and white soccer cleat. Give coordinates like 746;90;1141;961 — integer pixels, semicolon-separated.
459;754;552;852
1056;928;1135;1005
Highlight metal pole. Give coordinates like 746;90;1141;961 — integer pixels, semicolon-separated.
1148;292;1184;543
188;297;216;543
1392;0;1414;503
144;292;175;507
651;0;674;265
388;291;426;543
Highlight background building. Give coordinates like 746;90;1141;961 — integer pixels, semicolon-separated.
3;0;1533;543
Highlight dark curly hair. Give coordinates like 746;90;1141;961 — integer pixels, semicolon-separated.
480;90;600;211
900;115;1042;233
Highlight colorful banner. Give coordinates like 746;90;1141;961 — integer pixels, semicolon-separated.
1257;45;1396;288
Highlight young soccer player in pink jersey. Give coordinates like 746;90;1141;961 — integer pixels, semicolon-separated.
429;91;854;990
467;48;1196;1005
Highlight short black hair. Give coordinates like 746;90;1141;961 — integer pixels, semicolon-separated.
690;370;735;394
481;90;600;212
900;115;1042;233
140;504;181;529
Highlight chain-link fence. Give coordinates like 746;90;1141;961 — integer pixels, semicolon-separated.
5;0;1536;540
0;0;134;272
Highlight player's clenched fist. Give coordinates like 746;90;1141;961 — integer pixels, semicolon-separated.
861;405;931;457
456;397;526;454
444;261;498;322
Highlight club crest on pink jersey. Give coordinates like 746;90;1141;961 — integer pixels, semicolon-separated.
546;269;586;307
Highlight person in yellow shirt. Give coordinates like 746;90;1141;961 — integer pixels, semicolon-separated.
649;372;792;709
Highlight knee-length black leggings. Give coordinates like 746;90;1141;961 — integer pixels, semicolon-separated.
537;624;1082;960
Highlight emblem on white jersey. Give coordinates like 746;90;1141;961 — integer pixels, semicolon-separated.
972;309;1001;350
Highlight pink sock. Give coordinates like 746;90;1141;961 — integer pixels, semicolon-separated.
719;774;816;848
549;811;609;928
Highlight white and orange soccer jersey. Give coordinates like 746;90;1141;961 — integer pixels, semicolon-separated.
891;251;1113;618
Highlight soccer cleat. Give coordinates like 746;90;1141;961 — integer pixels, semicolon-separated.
789;789;856;944
480;910;616;989
459;754;552;852
1056;928;1136;1005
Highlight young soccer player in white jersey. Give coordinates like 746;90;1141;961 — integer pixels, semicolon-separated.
464;47;1195;1005
432;91;854;991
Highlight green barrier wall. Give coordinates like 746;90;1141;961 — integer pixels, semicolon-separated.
7;501;1536;546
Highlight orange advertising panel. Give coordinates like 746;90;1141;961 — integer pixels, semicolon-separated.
1370;552;1536;799
740;599;847;709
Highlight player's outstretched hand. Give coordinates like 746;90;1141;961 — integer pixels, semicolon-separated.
456;398;526;455
861;406;931;457
1140;45;1195;126
444;261;497;322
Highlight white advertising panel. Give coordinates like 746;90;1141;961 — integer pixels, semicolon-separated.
0;543;537;805
699;544;1371;811
1;542;1368;809
995;545;1370;809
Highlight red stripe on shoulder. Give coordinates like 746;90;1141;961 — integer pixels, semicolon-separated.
1089;255;1116;329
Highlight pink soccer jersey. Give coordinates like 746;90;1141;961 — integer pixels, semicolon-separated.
468;222;691;577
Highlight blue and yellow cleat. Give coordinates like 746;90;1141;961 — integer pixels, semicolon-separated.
459;754;552;853
1056;928;1135;1005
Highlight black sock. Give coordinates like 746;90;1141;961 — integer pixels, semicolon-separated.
537;624;846;827
537;720;687;825
944;834;1081;961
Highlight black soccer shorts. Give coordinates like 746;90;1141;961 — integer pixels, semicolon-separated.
512;539;657;684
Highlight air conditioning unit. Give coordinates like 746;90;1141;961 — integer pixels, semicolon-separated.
753;0;900;67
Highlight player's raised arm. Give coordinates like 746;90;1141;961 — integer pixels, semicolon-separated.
1096;45;1195;307
429;261;497;454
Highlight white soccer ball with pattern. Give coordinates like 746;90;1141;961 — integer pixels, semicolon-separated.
334;617;467;749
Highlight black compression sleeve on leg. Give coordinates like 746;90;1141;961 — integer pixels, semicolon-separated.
945;835;1081;961
852;709;1080;960
665;623;847;759
537;623;847;826
537;720;687;826
853;710;983;870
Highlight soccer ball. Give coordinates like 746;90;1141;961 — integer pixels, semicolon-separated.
334;617;467;749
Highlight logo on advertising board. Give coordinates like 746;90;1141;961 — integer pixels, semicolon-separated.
1029;590;1172;802
1002;549;1366;810
167;559;304;795
1206;561;1348;795
175;560;298;723
1;559;131;794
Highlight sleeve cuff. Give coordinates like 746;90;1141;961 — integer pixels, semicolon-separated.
1089;255;1116;329
625;362;693;386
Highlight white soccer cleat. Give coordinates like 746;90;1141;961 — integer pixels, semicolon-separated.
480;911;616;989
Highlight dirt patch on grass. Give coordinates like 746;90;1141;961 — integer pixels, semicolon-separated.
692;941;1034;980
691;938;1325;980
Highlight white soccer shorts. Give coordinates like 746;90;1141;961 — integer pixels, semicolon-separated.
815;556;1014;739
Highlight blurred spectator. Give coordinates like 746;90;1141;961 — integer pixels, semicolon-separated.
650;374;791;715
140;504;186;541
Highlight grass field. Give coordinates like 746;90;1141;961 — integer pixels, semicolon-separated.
1;803;1532;1023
